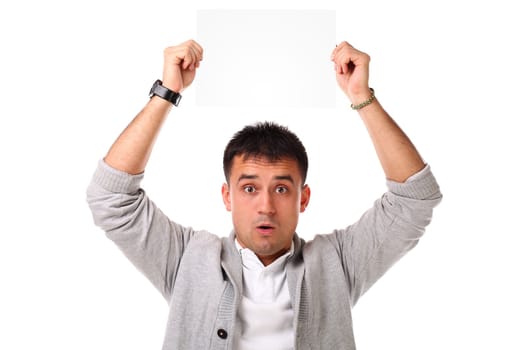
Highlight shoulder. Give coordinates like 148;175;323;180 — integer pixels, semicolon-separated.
301;232;343;259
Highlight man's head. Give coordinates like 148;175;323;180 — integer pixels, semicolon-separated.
223;122;308;186
221;122;311;266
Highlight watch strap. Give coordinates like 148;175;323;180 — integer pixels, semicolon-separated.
149;79;182;106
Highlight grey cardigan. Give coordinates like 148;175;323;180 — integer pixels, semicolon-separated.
86;160;442;349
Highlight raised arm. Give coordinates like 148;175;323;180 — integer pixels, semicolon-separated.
87;40;204;299
331;42;424;183
105;40;203;174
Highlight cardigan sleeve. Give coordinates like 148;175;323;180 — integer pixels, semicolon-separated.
85;160;194;301
336;165;442;306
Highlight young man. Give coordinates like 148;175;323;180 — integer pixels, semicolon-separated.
87;39;442;349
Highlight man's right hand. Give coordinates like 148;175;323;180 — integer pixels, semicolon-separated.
162;39;203;93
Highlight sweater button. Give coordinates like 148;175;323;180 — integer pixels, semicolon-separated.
217;329;228;339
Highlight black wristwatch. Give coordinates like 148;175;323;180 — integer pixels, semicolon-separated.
149;79;182;106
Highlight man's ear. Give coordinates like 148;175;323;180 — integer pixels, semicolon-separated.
221;183;232;211
300;184;311;213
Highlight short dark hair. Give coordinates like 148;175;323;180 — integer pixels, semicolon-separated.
223;121;308;184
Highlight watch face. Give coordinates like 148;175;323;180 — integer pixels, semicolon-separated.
149;80;161;97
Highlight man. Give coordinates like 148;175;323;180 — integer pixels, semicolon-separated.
87;39;442;349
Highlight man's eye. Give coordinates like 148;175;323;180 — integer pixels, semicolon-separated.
243;186;256;193
276;186;288;194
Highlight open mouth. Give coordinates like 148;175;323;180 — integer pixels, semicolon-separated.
256;224;275;235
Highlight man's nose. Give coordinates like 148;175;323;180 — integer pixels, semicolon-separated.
258;191;276;215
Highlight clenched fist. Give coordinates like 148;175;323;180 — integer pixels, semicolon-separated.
331;42;371;105
162;40;204;93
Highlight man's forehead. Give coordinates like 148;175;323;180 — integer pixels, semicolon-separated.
227;154;304;185
234;154;299;168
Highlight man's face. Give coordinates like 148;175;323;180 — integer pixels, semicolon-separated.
222;155;310;266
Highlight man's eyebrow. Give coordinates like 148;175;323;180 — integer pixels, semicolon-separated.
274;175;295;184
237;174;258;184
236;174;295;185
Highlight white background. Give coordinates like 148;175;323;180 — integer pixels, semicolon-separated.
1;0;524;349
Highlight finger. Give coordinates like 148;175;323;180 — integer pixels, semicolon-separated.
181;46;196;70
344;45;369;67
193;48;203;68
331;44;340;60
333;41;350;54
341;62;348;74
166;46;191;68
333;52;349;74
182;55;192;70
184;54;194;70
188;45;201;66
164;46;182;66
333;46;348;63
335;46;366;74
192;40;204;61
186;39;204;63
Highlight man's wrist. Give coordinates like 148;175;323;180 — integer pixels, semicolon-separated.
161;75;183;93
149;80;182;106
350;88;375;110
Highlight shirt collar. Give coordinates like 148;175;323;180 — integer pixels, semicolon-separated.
235;238;295;272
